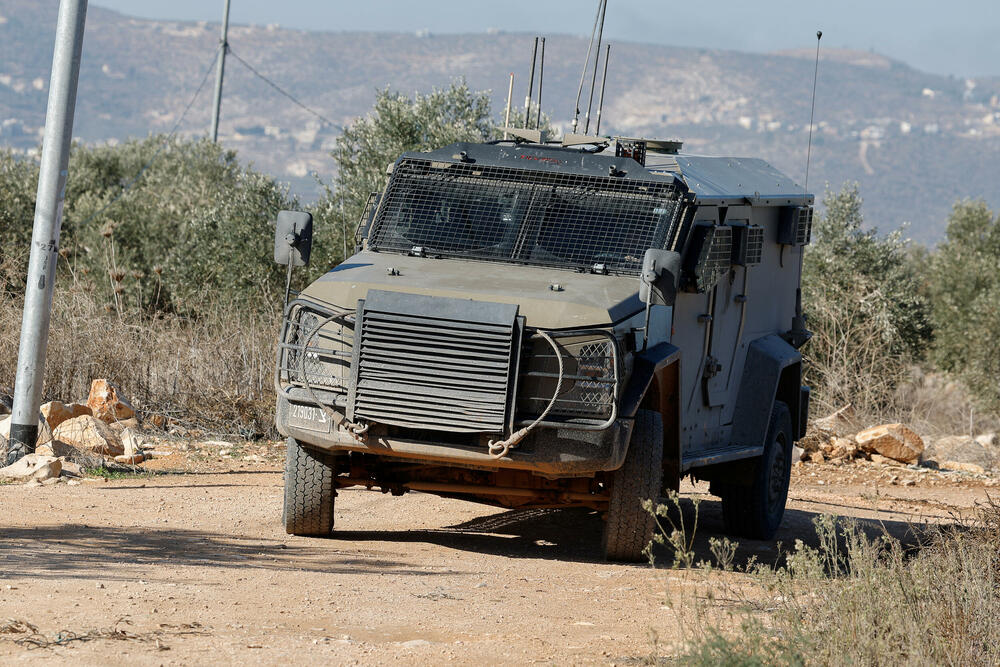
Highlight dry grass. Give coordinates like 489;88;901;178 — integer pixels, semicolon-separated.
0;255;280;439
656;499;1000;666
804;286;1000;438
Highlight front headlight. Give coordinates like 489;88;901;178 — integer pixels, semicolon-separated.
518;333;618;422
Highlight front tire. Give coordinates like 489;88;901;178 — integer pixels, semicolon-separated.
282;437;338;536
603;409;664;562
719;401;793;539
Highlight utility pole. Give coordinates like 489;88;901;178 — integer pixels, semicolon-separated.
7;0;88;465
210;0;232;143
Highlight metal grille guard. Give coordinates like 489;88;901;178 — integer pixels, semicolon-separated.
517;328;621;432
277;300;622;437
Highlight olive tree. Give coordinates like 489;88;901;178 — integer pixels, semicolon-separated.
801;183;932;415
929;200;1000;412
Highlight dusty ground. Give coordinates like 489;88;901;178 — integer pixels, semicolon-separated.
1;444;996;665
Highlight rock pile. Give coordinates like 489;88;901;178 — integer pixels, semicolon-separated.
0;379;150;479
801;407;999;474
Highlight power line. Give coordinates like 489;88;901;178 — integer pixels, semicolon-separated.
79;52;218;227
227;48;342;131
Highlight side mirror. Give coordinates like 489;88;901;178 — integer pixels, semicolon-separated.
274;210;313;267
639;249;681;306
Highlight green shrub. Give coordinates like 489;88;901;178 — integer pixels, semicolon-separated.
2;138;303;314
929;200;1000;413
0;149;39;284
801;183;932;416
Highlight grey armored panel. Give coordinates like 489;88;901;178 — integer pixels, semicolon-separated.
729;334;801;449
668;156;813;207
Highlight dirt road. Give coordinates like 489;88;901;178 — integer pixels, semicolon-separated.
0;458;994;665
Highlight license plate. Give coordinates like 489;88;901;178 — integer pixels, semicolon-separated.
287;403;333;434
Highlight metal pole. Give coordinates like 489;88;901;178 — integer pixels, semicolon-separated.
7;0;88;465
523;37;538;129
595;43;611;136
503;72;514;138
583;0;608;134
210;0;232;143
535;38;545;130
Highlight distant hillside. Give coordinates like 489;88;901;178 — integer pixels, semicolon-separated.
3;0;1000;243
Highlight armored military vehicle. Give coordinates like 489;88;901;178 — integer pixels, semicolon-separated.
272;133;812;561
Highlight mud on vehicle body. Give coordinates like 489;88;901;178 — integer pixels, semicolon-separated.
273;136;812;561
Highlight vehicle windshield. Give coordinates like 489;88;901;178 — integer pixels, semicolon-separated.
367;158;682;275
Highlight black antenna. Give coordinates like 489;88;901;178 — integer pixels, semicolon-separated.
595;43;611;136
535;37;545;130
804;30;822;189
583;0;608;134
523;36;538;129
572;0;604;133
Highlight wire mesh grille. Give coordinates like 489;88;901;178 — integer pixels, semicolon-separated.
745;225;764;264
518;336;618;421
354;192;380;246
278;303;353;394
368;158;682;276
687;224;733;292
731;224;764;266
795;206;814;245
778;206;814;246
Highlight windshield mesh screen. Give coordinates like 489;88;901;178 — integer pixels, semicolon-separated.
367;158;682;275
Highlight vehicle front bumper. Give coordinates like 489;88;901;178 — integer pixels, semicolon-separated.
276;395;633;477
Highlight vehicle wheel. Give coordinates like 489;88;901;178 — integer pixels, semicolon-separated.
603;409;664;562
282;437;338;536
719;401;793;539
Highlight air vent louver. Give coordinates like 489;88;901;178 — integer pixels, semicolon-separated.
349;290;519;433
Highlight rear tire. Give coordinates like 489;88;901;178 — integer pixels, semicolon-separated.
719;401;793;539
603;409;664;562
282;437;338;536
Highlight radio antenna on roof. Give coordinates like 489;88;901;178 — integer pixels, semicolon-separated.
523;37;539;129
572;0;605;133
595;43;611;136
535;37;546;130
804;30;822;189
583;0;608;134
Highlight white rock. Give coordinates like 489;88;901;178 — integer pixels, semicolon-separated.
0;453;62;482
120;427;144;457
53;415;124;456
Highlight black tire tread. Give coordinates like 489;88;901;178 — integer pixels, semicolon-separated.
720;401;792;539
282;438;337;536
603;409;664;562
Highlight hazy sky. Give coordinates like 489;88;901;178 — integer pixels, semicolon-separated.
92;0;1000;78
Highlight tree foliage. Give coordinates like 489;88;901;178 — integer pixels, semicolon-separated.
802;183;932;413
2;138;299;314
0;149;40;282
929;200;1000;412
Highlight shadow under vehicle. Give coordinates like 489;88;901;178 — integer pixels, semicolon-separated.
272;133;813;561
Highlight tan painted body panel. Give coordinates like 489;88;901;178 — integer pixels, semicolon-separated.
303;250;643;329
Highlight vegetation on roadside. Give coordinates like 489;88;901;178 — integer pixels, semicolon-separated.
642;497;1000;666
